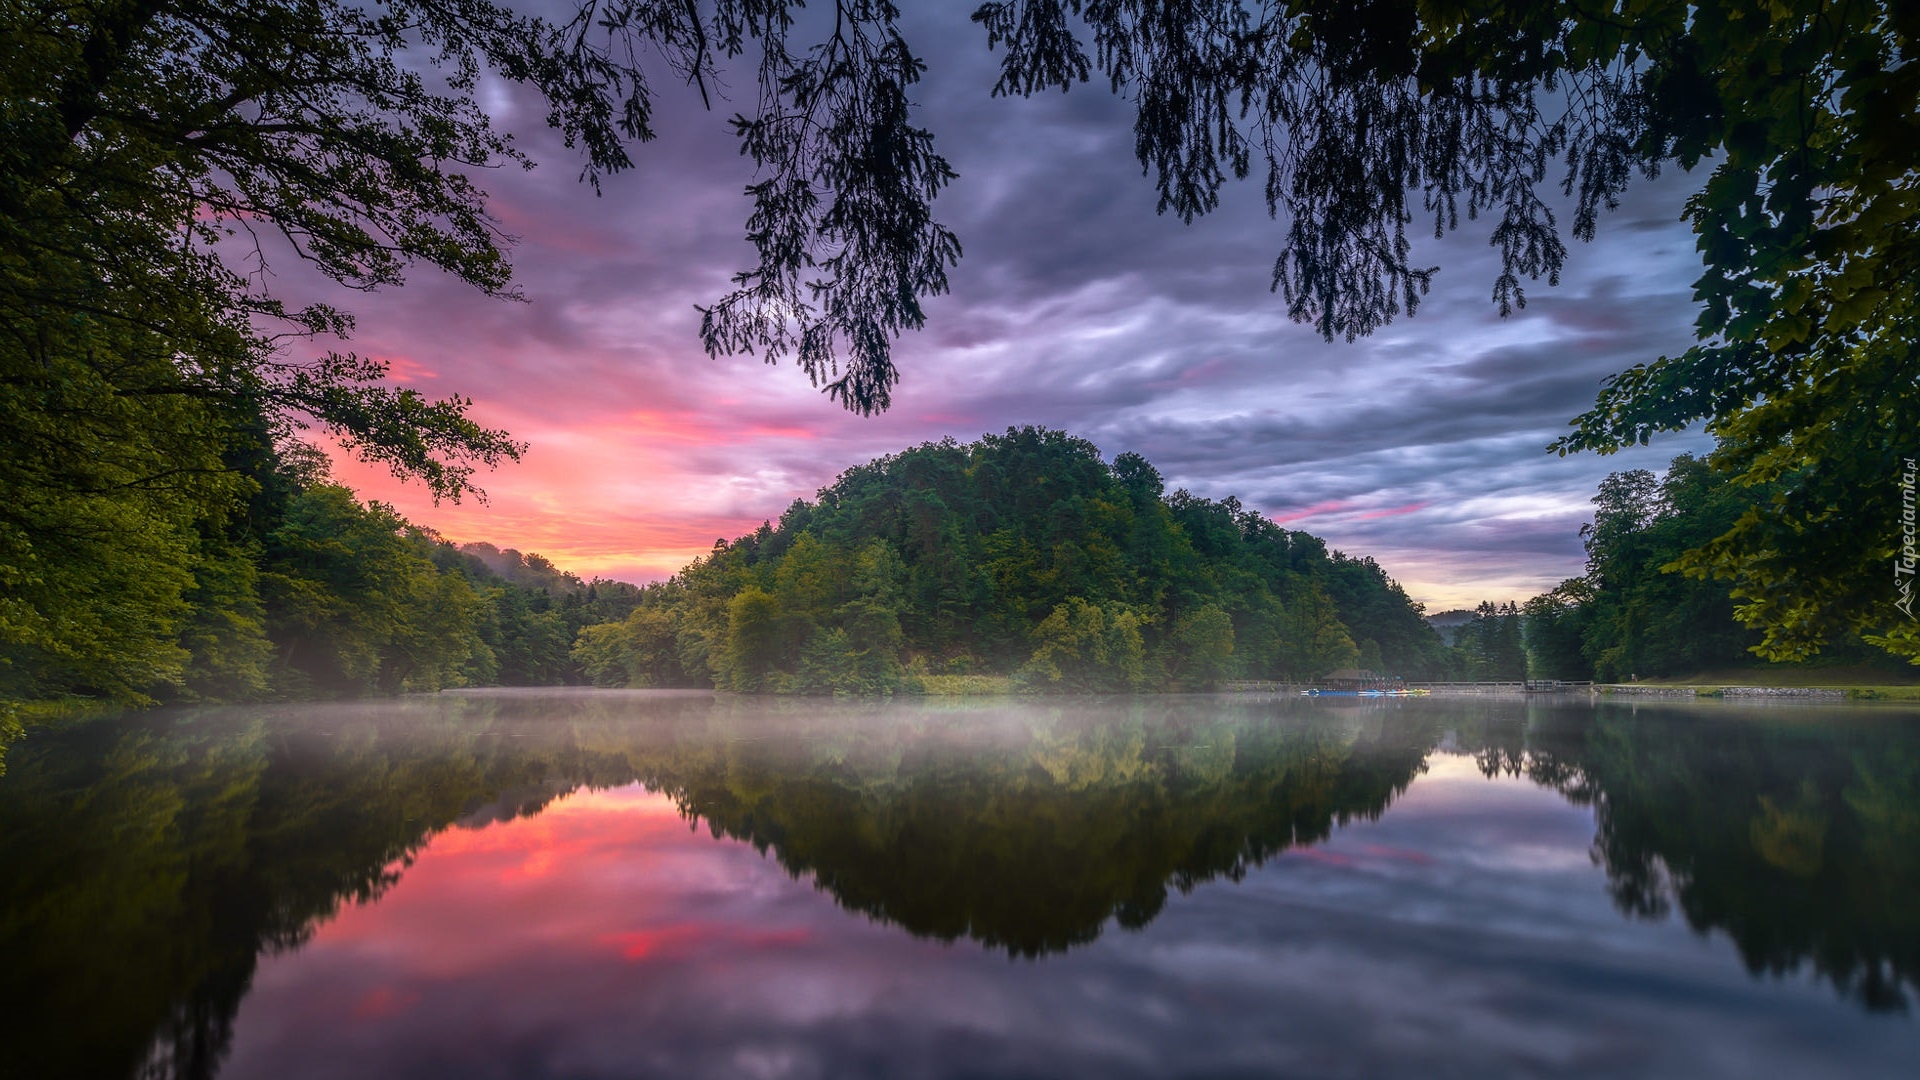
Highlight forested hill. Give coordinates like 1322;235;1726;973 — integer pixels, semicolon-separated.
252;505;646;699
0;434;642;711
575;428;1449;693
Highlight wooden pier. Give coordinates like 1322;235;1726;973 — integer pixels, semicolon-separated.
1223;680;1594;695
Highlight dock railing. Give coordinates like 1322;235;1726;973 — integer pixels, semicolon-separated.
1225;680;1595;695
1222;680;1304;694
1410;680;1595;694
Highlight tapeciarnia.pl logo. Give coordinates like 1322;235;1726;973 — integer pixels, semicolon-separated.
1899;457;1917;620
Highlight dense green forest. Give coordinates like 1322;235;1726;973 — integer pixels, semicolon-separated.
571;428;1451;694
1454;452;1916;683
6;2;1911;744
11;420;1908;724
7;1;1908;723
0;436;640;712
2;426;1450;725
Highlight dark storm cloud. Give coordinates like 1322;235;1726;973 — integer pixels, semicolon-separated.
311;3;1717;603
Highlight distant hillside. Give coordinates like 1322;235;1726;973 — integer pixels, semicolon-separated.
1424;608;1477;647
576;427;1451;693
452;542;588;593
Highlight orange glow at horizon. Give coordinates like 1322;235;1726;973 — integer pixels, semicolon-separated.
318;400;819;582
311;355;1560;606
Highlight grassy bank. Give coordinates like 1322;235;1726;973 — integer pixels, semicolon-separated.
907;675;1016;696
1632;665;1920;688
1612;664;1918;700
1601;671;1920;700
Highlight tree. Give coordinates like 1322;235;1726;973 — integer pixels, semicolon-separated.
1020;597;1149;692
1272;582;1358;681
0;309;242;701
1459;601;1500;680
718;585;783;692
1493;602;1527;681
1576;456;1767;679
4;1;546;695
573;606;686;687
1161;603;1236;690
1523;579;1592;681
4;1;539;491
568;429;1440;693
836;538;908;690
1321;553;1449;677
258;485;491;694
1538;5;1920;664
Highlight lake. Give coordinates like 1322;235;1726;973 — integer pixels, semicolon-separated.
2;690;1915;1078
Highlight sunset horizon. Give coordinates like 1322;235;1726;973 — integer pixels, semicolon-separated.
299;3;1716;613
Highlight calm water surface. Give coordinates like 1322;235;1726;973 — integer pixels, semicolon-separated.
2;691;1916;1078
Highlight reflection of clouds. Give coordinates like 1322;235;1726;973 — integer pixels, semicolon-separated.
222;761;1908;1080
289;11;1718;605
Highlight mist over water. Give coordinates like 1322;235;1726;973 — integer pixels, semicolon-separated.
2;691;1915;1079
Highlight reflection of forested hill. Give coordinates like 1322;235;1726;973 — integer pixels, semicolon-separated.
0;703;573;1080
632;698;1437;954
0;694;1433;1078
3;694;1918;1079
1513;702;1920;1012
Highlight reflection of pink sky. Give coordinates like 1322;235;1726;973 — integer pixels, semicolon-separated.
239;763;1555;1009
309;786;729;977
206;737;1864;1079
222;779;984;1077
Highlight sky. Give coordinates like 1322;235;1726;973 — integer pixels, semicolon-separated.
303;5;1715;610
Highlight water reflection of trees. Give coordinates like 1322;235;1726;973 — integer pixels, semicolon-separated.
635;697;1437;955
1489;701;1920;1014
2;694;1917;1079
0;694;1435;1079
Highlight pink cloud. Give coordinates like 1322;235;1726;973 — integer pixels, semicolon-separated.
1145;357;1230;390
376;354;438;381
1269;500;1353;524
317;395;824;581
1283;846;1356;868
612;409;821;445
